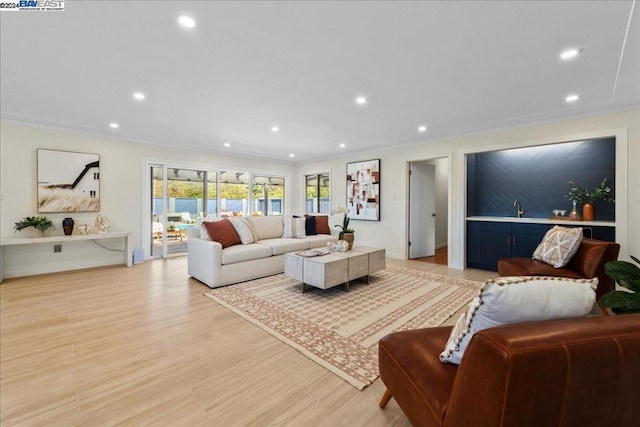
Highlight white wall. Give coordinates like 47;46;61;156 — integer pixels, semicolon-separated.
2;108;638;277
295;109;640;265
0;123;295;278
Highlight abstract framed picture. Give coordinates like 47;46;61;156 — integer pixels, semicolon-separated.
37;149;100;212
346;159;380;221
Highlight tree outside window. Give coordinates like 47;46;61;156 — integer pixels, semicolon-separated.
306;173;330;213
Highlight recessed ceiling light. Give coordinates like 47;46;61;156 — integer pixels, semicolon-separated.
271;126;279;132
223;142;230;147
418;125;427;133
289;153;295;158
133;91;146;101
339;143;346;148
355;96;367;105
109;122;119;129
565;94;580;103
177;15;197;29
560;48;580;60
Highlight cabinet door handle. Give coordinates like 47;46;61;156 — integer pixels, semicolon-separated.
512;236;516;246
507;236;511;246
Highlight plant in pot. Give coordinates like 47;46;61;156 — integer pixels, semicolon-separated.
600;256;640;314
566;178;613;221
13;216;55;236
331;206;355;249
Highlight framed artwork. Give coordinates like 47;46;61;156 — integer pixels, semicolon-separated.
346;159;380;221
37;149;100;212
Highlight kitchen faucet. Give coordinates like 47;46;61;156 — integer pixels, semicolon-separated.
513;200;524;218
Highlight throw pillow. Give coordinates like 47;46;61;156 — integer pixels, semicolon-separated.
200;222;211;240
228;217;257;245
439;276;597;364
283;217;306;238
533;226;583;268
201;219;241;248
315;215;331;235
304;214;317;235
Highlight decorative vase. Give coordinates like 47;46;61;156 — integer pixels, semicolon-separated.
341;233;355;250
569;200;580;219
62;217;75;235
582;203;594;221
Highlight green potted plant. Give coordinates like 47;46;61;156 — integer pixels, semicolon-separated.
566;178;613;220
331;206;355;249
13;216;55;236
600;256;640;314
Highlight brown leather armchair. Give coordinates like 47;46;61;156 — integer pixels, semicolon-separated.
497;238;620;299
379;314;640;427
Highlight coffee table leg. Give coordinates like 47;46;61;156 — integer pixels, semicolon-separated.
344;281;350;292
302;282;307;293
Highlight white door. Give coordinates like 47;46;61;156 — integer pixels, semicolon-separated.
409;162;436;258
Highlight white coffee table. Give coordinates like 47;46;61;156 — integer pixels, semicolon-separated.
284;246;386;292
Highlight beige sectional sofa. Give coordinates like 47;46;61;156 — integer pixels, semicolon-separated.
187;216;337;288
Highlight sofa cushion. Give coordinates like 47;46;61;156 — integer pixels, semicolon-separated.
306;234;337;249
439;276;597;364
258;238;310;255
201;219;241;248
315;215;331;234
221;243;273;265
246;216;284;240
497;258;583;279
228;217;257;244
283;217;306;238
533;226;583;268
303;214;317;235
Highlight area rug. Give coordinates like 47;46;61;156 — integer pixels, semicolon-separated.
203;266;482;390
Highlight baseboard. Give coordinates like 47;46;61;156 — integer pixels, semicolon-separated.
435;243;448;250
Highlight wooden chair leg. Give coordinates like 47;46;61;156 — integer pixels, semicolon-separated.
379;388;393;408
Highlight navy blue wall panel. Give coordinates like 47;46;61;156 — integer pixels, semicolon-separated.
467;138;615;221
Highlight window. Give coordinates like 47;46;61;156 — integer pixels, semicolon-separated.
252;176;285;216
206;171;218;217
306;173;330;213
220;171;249;216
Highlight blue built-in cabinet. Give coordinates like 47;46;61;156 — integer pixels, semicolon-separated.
467;137;616;221
467;220;616;271
466;137;616;272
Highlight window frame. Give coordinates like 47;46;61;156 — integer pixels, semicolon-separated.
305;172;331;214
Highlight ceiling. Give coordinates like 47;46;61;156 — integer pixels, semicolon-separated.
1;1;639;163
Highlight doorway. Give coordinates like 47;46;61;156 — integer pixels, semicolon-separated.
149;164;214;258
408;158;449;265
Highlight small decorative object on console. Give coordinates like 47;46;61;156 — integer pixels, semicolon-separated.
566;178;613;221
95;214;110;233
62;217;75;235
13;216;55;236
77;224;90;235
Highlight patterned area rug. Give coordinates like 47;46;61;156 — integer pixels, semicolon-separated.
203;266;482;390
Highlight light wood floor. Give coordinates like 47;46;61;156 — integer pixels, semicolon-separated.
0;257;496;426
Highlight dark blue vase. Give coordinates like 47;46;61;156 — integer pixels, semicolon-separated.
63;217;74;235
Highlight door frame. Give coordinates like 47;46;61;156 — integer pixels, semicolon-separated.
406;156;450;263
142;159;213;260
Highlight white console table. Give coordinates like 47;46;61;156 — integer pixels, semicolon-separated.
0;231;132;283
